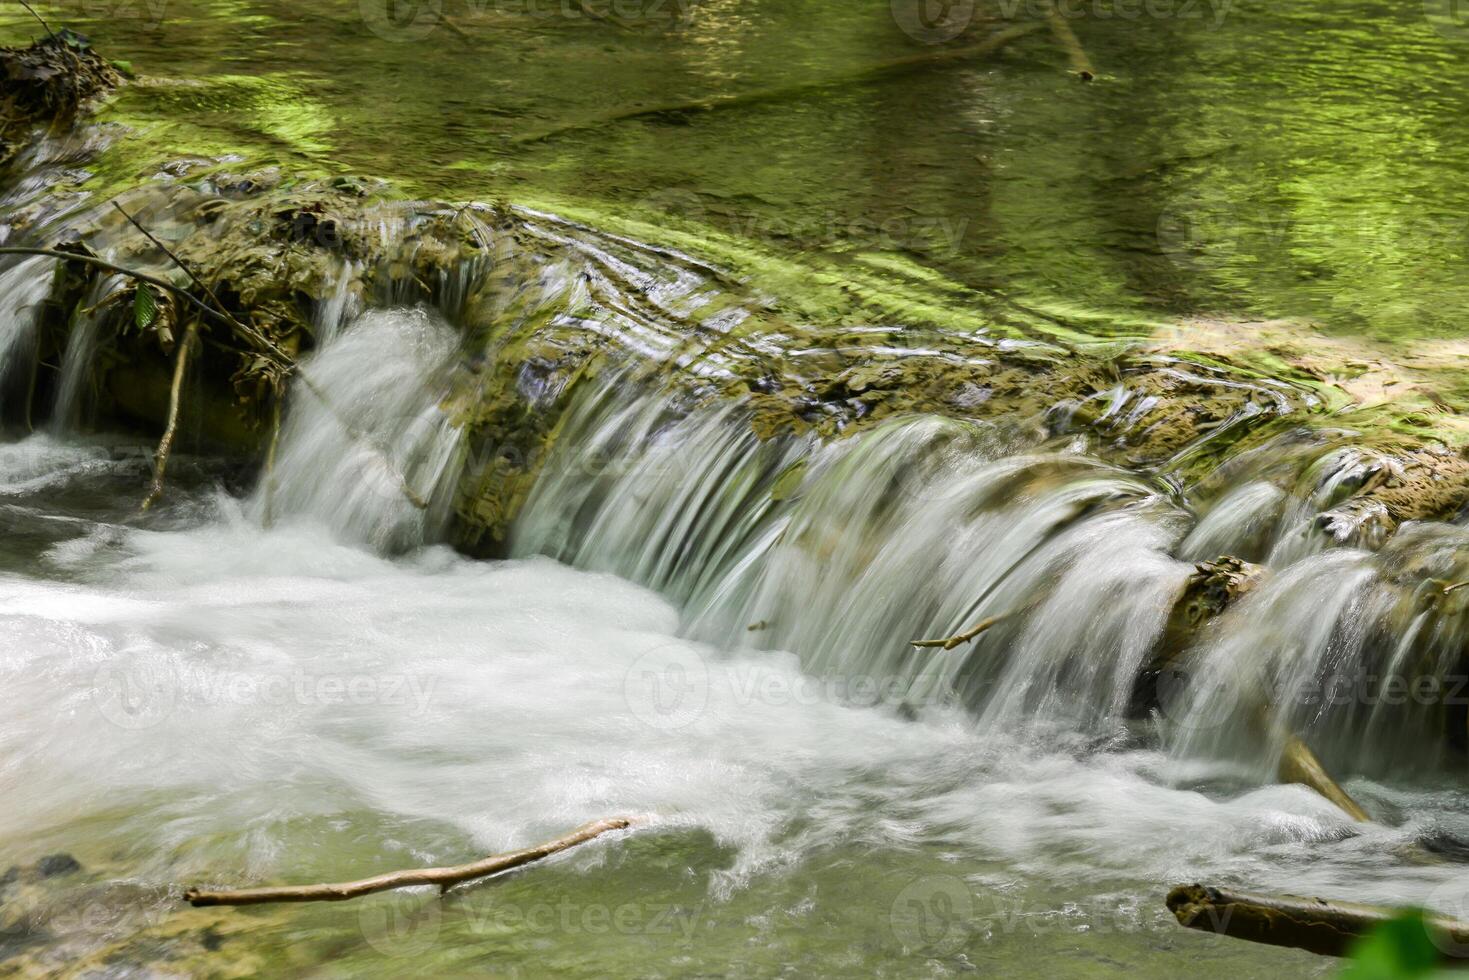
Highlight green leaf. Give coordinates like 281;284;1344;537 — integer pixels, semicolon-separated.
1339;911;1448;980
133;285;158;331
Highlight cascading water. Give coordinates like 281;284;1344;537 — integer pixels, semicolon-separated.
0;255;57;422
515;374;1469;783
50;273;126;434
0;180;1467;975
249;307;465;551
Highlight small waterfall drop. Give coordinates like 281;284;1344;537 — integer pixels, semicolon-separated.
514;376;1469;779
251;308;464;551
0;256;57;421
516;379;1194;738
50;273;127;434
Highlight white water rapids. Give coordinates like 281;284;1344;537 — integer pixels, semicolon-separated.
1;295;1468;972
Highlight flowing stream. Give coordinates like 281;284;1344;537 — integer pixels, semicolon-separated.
0;278;1466;975
4;0;1469;971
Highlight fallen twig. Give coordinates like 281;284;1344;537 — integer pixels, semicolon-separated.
112;203;238;324
516;23;1044;144
184;817;633;907
139;321;198;512
1166;883;1469;960
15;0;55;39
911;613;1006;651
1044;4;1095;80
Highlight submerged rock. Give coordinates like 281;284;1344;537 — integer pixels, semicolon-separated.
35;853;82;879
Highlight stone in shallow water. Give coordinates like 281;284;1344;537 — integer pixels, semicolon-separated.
35;852;81;878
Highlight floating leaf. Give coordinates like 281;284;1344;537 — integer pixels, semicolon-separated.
133;284;158;331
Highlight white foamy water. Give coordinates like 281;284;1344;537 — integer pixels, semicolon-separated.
2;463;1463;912
249;308;465;551
1;287;1467;972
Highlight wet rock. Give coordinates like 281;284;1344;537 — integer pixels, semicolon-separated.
1313;447;1469;549
1130;556;1265;717
35;853;81;878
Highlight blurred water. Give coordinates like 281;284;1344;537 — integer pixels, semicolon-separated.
1;430;1465;976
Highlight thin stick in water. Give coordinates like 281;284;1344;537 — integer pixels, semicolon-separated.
1045;4;1095;80
139;321;198;512
184;817;633;907
912;613;1007;651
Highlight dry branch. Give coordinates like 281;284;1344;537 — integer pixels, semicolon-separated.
911;613;1006;651
1166;883;1469;960
139;321;197;512
0;246;244;337
112;202;238;326
516;23;1044;144
184;817;632;907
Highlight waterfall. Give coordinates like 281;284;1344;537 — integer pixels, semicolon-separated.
0;256;57;423
516;378;1195;738
249;308;464;551
514;375;1469;777
50;273;127;434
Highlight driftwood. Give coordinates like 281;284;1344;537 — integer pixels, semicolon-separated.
1277;733;1370;822
515;23;1044;144
139;321;197;512
184;817;632;907
911;614;1006;651
1167;883;1469;960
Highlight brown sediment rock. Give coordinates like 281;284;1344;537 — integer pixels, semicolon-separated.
1314;447;1469;549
